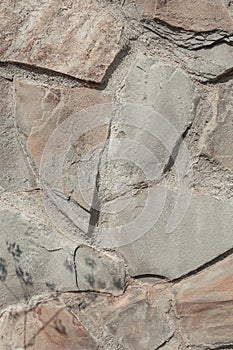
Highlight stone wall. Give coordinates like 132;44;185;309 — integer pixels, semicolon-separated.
0;0;233;349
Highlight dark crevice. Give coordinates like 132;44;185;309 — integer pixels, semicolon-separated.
101;45;130;89
154;334;174;350
133;273;169;281
163;122;193;175
0;48;129;90
204;67;233;84
73;246;80;289
173;246;233;283
87;117;113;239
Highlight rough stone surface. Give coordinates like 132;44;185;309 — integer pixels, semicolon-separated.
140;0;233;31
75;246;126;295
0;0;123;83
0;300;99;350
14;78;110;166
0;78;36;193
173;254;233;348
117;188;233;279
0;204;77;308
183;43;233;82
0;0;233;348
61;284;174;350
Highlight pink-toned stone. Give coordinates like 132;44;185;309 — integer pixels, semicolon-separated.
0;0;123;83
0;300;99;350
173;254;233;347
61;285;173;350
136;0;233;32
14;78;110;166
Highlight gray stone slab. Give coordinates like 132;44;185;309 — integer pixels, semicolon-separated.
115;187;233;279
0;78;36;193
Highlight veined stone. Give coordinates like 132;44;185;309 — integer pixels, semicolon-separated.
173;254;233;348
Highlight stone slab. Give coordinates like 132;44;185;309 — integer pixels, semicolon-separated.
140;0;233;32
173;254;233;348
0;0;123;83
0;300;99;350
116;187;233;279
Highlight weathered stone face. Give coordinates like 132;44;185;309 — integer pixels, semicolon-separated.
173;254;233;348
0;300;99;350
14;78;110;166
0;0;123;83
141;0;233;31
0;0;233;348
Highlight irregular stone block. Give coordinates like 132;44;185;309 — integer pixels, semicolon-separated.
0;300;99;350
61;285;173;350
75;245;126;295
184;43;233;82
173;254;233;348
140;0;233;32
0;78;36;193
0;205;77;309
116;187;233;279
14;78;110;166
0;0;123;83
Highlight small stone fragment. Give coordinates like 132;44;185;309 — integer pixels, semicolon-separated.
75;245;126;295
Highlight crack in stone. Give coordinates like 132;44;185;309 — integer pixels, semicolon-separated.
163;122;193;175
172;246;233;283
87;116;114;240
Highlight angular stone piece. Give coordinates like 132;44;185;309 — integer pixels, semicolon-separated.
173;254;233;348
116;187;233;279
0;78;36;193
75;246;126;295
184;43;233;82
14;78;110;166
202;82;233;170
0;0;123;83
0;300;99;350
61;285;173;350
0;205;77;309
107;300;172;350
141;0;233;32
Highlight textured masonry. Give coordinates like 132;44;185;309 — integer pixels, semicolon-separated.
0;0;233;349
